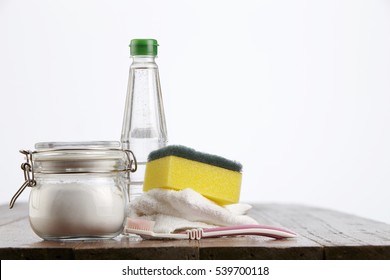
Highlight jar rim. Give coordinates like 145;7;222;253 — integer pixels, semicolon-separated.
28;141;136;174
35;141;120;151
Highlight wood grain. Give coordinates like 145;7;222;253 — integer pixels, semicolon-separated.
1;202;390;259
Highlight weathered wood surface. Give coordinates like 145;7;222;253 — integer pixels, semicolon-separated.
1;202;389;259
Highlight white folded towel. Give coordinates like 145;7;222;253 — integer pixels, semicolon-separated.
127;188;258;233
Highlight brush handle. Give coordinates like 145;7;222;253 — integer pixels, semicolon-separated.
184;225;297;240
126;218;297;240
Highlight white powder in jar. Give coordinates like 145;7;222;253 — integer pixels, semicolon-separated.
29;175;126;240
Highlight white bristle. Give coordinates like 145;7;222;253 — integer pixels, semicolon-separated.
126;218;155;231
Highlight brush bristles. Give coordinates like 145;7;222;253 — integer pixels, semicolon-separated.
126;218;155;231
147;145;243;172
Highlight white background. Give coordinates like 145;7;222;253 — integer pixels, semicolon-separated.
1;0;389;223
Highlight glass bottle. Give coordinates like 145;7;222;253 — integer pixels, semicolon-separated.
121;39;168;202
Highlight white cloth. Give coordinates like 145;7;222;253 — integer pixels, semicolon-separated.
127;188;258;233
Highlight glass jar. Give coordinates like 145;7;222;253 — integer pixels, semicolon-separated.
10;141;137;240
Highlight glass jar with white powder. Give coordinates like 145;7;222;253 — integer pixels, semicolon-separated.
10;141;137;240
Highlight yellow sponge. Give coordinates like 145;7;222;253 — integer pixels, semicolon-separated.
143;145;242;205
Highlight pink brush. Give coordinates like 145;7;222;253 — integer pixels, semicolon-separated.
125;218;297;240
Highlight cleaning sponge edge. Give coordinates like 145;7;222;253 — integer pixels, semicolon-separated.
148;145;243;172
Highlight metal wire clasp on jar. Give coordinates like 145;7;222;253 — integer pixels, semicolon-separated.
10;141;137;240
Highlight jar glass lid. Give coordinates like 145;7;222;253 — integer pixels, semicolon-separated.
35;141;121;151
31;141;135;174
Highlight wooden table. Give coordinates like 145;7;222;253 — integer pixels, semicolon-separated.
1;202;390;260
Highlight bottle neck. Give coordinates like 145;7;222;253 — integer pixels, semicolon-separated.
131;56;156;63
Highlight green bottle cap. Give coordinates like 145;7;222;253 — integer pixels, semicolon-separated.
130;39;158;56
